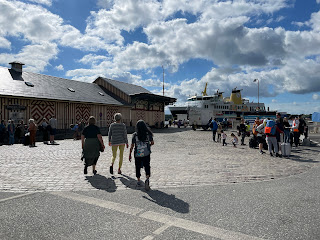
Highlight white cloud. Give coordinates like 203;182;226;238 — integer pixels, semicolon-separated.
313;93;320;100
55;64;64;71
0;42;58;73
0;36;11;49
97;0;114;9
272;99;278;103
27;0;52;6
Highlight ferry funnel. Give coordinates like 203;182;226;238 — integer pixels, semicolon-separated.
230;88;242;105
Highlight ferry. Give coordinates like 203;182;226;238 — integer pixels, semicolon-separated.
169;83;276;130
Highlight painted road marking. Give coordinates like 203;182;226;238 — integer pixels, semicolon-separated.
0;192;35;203
140;211;264;240
51;191;265;240
142;224;171;240
52;191;144;216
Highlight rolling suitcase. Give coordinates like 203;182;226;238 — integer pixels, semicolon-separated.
280;133;291;157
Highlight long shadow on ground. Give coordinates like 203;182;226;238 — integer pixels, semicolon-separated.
120;174;190;213
85;174;117;192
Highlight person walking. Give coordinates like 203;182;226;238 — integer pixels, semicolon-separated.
283;117;291;143
41;118;49;144
7;120;15;145
0;120;6;145
82;116;105;175
49;115;57;144
108;113;128;175
239;119;247;145
28;119;38;147
210;118;218;142
221;130;227;146
292;116;300;147
217;124;222;143
129;120;154;191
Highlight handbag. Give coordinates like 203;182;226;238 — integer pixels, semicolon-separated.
99;142;104;152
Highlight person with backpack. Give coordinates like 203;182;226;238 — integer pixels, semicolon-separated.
264;119;283;157
210;118;218;142
129;120;154;191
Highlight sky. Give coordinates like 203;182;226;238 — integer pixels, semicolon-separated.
0;0;320;115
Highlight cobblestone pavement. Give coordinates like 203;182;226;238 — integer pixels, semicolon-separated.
0;128;319;192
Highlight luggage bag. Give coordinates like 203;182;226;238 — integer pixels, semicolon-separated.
281;142;291;156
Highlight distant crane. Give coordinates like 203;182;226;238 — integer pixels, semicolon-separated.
202;82;208;96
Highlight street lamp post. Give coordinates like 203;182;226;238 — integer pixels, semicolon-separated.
253;79;259;111
162;65;164;96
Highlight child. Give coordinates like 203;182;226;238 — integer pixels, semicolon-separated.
217;124;222;143
221;130;227;146
129;120;154;191
231;133;238;148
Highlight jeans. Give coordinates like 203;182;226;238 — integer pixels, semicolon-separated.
9;133;14;145
284;129;290;143
212;130;217;141
266;136;278;153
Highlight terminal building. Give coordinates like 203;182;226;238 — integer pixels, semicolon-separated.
0;62;176;129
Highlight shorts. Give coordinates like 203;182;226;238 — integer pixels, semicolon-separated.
50;128;56;135
256;136;264;144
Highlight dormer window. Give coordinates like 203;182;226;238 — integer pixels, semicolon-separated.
25;82;34;87
98;92;104;96
68;88;75;92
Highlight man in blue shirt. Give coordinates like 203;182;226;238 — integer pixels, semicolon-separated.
211;118;218;142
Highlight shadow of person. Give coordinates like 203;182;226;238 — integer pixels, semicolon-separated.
287;155;319;163
119;174;144;190
85;174;117;192
120;174;190;213
143;190;190;214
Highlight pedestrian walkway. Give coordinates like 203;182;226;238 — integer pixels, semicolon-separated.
0;129;319;192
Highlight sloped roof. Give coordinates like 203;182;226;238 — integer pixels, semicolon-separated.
96;77;152;95
0;67;123;106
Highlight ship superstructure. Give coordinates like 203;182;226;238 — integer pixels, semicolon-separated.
169;84;270;129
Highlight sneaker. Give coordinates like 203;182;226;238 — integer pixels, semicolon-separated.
118;169;122;174
270;152;273;157
276;153;282;158
260;150;265;154
84;166;88;174
109;166;113;174
93;170;97;175
145;179;150;191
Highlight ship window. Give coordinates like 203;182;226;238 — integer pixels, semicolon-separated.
68;88;75;92
25;82;34;87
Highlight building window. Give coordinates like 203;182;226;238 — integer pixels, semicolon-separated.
25;82;34;87
68;88;75;92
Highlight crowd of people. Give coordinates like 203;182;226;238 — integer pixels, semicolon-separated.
0;115;58;147
209;113;308;157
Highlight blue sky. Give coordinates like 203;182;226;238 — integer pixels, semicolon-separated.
0;0;320;114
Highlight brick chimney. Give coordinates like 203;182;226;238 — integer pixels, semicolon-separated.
9;61;25;73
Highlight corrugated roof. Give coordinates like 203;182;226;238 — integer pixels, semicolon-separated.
97;77;152;95
0;67;123;106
